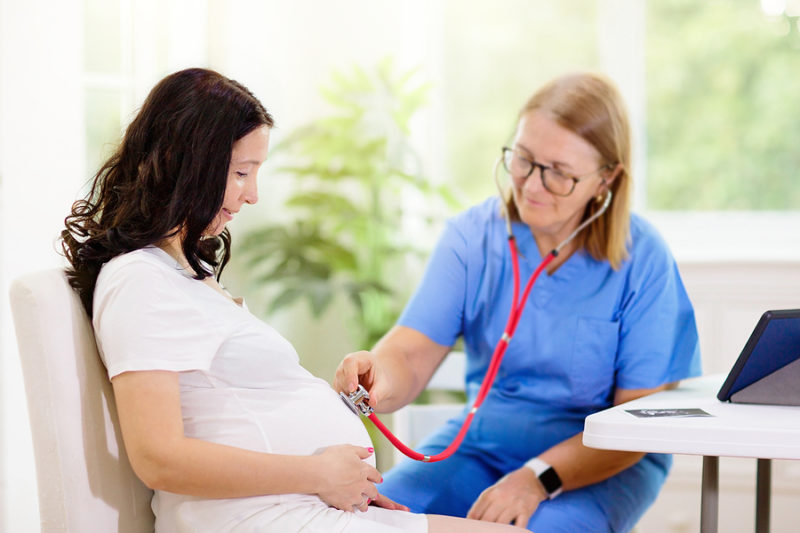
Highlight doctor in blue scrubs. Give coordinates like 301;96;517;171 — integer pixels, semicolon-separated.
334;72;701;532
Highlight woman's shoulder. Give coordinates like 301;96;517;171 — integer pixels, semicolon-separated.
629;214;670;252
96;247;179;291
625;213;678;275
434;197;503;254
448;196;503;232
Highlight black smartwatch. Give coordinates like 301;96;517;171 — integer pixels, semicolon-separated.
524;458;563;499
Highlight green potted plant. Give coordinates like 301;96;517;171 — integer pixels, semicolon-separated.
237;59;458;350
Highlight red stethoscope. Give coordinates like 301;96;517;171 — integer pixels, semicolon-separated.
341;157;613;462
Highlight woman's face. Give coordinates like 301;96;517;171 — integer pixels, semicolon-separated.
206;125;271;236
509;110;609;246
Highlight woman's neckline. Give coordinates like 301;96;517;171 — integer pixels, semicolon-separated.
147;245;245;308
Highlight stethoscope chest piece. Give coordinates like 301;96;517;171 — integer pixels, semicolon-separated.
340;384;374;417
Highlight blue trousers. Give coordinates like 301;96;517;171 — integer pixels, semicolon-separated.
380;416;670;533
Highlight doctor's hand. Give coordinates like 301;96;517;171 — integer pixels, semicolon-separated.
312;445;381;512
334;350;391;409
467;466;547;528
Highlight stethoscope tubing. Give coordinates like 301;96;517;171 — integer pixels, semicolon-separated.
367;242;554;462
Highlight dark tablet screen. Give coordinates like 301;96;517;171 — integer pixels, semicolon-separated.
717;309;800;402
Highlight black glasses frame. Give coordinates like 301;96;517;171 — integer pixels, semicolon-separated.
501;147;611;197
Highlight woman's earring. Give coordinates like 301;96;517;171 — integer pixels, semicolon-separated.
596;179;609;203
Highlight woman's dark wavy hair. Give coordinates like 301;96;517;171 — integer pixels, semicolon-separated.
61;67;274;317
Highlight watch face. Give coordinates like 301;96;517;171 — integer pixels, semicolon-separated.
539;466;562;495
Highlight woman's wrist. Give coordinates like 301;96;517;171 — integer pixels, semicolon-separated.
287;453;326;496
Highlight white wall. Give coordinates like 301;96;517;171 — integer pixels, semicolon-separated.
1;1;85;531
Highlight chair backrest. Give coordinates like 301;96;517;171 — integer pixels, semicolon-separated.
391;351;467;465
9;269;154;533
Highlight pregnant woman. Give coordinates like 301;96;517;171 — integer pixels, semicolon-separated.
61;67;523;533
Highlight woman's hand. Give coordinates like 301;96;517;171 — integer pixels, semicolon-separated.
467;467;547;528
312;444;382;512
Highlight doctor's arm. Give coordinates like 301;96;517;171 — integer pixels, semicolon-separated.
467;383;677;526
111;369;382;510
539;383;681;488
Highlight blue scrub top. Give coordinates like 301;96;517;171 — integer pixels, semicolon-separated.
398;197;702;459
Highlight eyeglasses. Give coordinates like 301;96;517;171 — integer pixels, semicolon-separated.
501;147;611;197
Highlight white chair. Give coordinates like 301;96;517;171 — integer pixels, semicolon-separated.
9;269;154;533
392;351;467;465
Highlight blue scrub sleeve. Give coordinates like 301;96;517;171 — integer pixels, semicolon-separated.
615;241;701;390
397;220;467;347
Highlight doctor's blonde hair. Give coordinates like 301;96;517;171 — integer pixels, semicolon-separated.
505;72;632;270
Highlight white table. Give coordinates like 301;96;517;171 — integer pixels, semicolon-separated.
583;375;800;533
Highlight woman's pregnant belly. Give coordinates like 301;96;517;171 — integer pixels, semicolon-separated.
180;378;376;466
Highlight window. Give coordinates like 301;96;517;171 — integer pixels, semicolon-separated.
83;0;130;176
646;0;800;211
431;0;800;260
82;0;211;179
437;0;602;205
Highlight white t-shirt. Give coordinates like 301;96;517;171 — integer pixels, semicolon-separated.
93;247;380;532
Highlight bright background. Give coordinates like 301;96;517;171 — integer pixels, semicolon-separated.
2;0;799;531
